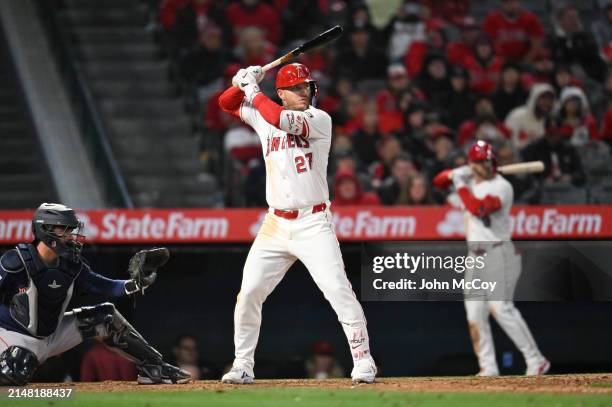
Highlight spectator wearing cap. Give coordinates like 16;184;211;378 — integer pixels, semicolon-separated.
548;5;608;82
376;64;412;135
461;34;503;95
336;25;388;83
304;341;345;379
332;171;380;207
447;16;480;67
492;63;527;121
383;1;426;62
593;1;612;62
443;66;475;130
403;18;447;78
522;121;586;186
556;86;599;146
416;53;452;114
482;0;545;63
226;0;281;45
505;83;555;149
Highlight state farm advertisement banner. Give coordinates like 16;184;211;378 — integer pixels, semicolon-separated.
0;206;610;244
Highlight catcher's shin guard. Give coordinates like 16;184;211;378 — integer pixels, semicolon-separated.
69;302;163;365
0;346;39;386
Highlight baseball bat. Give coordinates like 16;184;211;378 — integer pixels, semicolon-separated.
262;25;343;73
497;161;545;175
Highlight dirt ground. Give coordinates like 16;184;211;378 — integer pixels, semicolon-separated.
25;374;612;395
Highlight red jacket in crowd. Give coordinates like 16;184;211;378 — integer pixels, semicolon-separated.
80;342;137;382
332;171;380;206
461;54;503;95
226;1;281;45
482;9;545;61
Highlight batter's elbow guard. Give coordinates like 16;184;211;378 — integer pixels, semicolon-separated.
0;346;39;386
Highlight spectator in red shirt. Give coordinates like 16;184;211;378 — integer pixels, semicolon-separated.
462;34;503;95
80;342;137;382
160;0;230;56
601;108;612;146
420;0;470;25
226;0;281;45
404;18;447;78
482;0;545;62
332;171;380;206
447;16;480;66
204;64;241;133
557;86;599;146
376;64;412;134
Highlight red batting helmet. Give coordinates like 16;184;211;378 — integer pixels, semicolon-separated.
468;140;495;162
276;63;315;89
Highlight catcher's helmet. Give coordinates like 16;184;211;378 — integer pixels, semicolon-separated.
32;203;84;261
468;140;495;162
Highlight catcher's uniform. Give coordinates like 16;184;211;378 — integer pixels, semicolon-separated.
221;90;374;373
0;244;127;362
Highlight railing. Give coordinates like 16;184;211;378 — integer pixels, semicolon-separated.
34;0;133;208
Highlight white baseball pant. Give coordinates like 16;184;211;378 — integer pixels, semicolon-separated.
232;205;372;371
464;243;545;373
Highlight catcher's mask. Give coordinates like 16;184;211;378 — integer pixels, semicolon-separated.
32;203;85;262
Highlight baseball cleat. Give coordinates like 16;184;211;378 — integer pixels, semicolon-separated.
526;359;551;376
137;363;192;384
476;368;500;377
221;366;255;384
351;357;377;384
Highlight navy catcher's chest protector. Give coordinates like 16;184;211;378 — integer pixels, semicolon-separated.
8;244;82;338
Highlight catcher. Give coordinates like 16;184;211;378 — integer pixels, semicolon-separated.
0;203;191;385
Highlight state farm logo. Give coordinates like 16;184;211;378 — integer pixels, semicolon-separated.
332;211;416;238
98;212;229;240
511;208;602;236
437;210;465;237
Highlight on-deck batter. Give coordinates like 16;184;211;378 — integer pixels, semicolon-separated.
434;141;550;376
218;63;377;384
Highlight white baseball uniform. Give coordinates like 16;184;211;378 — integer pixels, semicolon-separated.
458;173;547;375
229;97;374;372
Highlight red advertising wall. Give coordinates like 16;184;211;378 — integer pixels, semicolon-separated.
1;206;610;244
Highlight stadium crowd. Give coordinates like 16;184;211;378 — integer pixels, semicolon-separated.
157;0;612;207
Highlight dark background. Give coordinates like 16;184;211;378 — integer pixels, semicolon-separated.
5;242;607;380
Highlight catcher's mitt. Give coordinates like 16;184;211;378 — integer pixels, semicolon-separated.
125;247;169;295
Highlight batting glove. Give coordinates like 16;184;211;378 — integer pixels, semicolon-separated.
246;66;264;84
236;69;260;102
451;165;472;189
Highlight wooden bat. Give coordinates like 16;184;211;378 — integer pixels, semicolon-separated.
262;25;343;73
498;161;545;175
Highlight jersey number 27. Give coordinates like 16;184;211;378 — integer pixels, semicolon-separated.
295;153;313;173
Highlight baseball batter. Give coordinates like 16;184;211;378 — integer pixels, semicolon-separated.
433;141;550;376
218;63;376;384
0;203;191;385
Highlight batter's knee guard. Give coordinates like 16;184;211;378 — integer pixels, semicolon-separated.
70;302;163;366
0;346;39;386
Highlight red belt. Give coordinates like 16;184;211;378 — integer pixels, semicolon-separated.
273;203;327;220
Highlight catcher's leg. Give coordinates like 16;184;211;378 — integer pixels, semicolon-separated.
228;227;295;383
67;302;191;384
